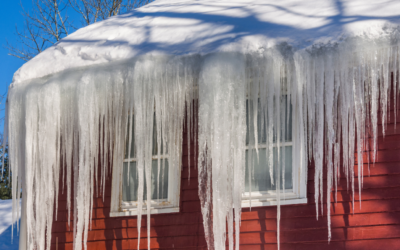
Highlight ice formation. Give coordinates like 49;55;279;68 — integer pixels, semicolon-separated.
5;34;400;250
5;56;197;250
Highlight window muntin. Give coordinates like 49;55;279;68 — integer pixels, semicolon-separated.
242;99;306;207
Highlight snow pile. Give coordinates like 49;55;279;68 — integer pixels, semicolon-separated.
0;199;19;235
4;1;400;250
0;199;20;250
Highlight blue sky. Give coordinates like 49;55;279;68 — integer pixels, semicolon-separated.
0;1;34;95
0;0;82;97
0;1;139;97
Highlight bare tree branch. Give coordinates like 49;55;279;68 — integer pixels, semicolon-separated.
5;0;154;62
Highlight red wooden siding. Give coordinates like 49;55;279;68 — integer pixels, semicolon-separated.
51;105;400;250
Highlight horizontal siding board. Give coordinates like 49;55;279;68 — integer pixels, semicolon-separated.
307;162;400;180
307;175;400;192
240;238;400;250
239;225;400;244
240;211;400;231
241;198;400;219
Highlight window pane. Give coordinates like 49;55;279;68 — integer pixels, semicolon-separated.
125;115;165;159
125;117;136;159
122;160;169;202
246;98;292;145
244;146;292;192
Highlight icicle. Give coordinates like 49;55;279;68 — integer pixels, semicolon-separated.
198;53;246;250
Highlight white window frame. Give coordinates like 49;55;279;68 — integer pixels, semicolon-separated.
110;124;181;217
241;105;307;208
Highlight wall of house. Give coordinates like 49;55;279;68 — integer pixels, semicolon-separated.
51;103;400;250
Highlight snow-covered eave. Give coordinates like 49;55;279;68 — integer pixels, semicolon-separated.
11;0;400;85
11;29;400;88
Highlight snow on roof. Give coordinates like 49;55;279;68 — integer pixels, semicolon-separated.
12;0;400;84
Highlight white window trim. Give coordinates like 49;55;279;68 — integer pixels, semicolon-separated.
241;137;307;207
110;113;182;218
110;154;181;217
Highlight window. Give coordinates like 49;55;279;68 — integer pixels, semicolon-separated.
110;116;181;217
242;99;307;207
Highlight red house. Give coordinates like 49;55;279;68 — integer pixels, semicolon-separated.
51;102;400;250
6;1;400;250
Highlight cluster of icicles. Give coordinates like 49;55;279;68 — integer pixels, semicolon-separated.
3;36;400;250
